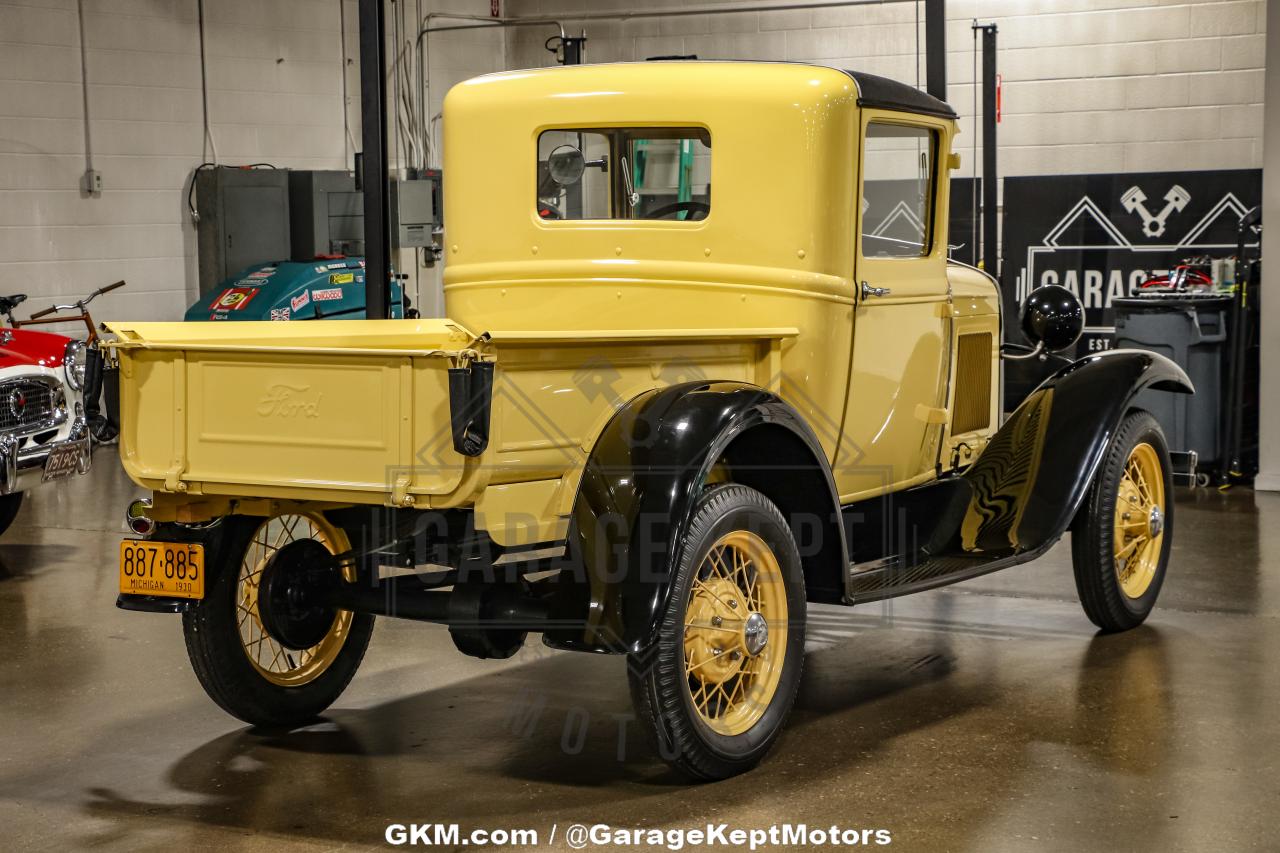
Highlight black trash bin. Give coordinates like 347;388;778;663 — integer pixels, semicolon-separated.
1113;294;1230;480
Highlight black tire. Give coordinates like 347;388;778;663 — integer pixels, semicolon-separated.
628;484;806;781
1071;410;1173;632
182;514;374;728
0;492;23;536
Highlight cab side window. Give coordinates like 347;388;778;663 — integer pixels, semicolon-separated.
536;127;711;222
861;123;937;258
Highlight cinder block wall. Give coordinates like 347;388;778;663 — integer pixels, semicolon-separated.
0;0;500;323
503;0;1266;179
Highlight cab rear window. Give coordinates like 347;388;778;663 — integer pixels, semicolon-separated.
537;128;710;222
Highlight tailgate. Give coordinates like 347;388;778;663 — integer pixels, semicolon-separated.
106;319;483;505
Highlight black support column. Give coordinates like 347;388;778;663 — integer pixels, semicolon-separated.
925;0;946;101
977;23;998;276
358;0;391;319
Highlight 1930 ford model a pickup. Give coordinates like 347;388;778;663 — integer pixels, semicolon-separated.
109;63;1191;781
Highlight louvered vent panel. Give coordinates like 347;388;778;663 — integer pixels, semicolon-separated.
952;333;992;434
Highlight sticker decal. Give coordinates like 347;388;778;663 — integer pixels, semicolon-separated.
213;287;258;311
290;291;310;311
325;262;348;270
312;288;343;302
247;270;274;279
329;272;355;285
269;307;291;321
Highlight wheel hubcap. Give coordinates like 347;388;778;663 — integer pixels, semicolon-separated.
743;612;769;656
1114;442;1165;599
682;530;788;736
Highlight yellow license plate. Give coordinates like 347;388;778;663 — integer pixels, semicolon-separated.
119;540;205;599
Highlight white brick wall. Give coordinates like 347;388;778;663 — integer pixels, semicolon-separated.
503;0;1267;180
0;0;498;324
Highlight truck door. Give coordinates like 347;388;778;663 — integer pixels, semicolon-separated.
834;115;951;501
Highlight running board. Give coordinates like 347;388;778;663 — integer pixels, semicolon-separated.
843;539;1058;605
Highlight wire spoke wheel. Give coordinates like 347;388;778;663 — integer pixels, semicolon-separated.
682;529;788;736
236;513;353;687
629;484;804;780
1072;410;1173;633
1113;442;1165;600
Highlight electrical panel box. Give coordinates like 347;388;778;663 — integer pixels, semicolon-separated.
289;170;364;261
390;178;439;249
195;167;291;296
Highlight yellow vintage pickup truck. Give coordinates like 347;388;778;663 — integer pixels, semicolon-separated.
110;62;1190;781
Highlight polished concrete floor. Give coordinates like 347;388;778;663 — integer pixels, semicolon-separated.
1;457;1278;852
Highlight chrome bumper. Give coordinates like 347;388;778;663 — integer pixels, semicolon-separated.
0;419;92;495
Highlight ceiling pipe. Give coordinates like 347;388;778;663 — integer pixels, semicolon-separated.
421;0;916;34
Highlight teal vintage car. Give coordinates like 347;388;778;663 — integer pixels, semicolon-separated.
185;259;408;321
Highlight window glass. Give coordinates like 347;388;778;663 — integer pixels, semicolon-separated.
861;123;936;257
537;128;710;221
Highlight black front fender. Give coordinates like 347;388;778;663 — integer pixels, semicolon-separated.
954;348;1192;558
544;382;845;654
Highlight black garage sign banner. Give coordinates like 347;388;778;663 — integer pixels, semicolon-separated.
998;167;1259;407
1001;169;1261;355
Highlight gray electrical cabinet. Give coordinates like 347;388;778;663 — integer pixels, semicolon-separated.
390;178;438;248
195;167;291;295
289;170;364;260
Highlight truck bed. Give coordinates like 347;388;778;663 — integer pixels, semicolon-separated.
107;319;481;506
107;319;797;515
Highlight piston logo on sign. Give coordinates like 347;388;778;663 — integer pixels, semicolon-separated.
1120;184;1191;238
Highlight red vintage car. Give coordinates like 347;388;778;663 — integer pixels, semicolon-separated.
0;293;93;535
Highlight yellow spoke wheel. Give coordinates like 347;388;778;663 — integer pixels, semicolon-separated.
236;513;354;688
1112;442;1165;600
683;530;789;736
1071;411;1172;632
630;484;805;780
183;513;375;728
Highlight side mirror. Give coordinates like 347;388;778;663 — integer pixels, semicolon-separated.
1019;285;1084;353
546;145;586;187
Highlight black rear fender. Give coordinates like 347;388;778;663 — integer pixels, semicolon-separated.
543;382;845;654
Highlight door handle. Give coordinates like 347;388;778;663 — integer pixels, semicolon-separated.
861;281;892;299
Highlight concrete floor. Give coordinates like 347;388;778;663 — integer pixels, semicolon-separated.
1;457;1278;853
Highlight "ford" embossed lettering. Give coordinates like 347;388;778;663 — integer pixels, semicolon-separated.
256;383;322;418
